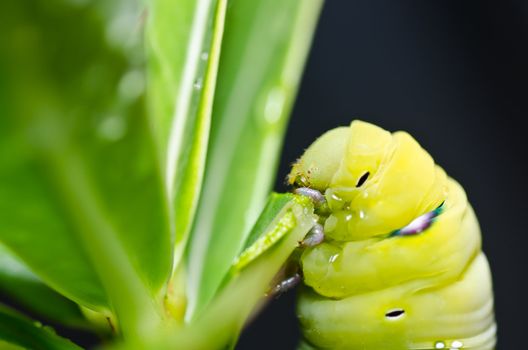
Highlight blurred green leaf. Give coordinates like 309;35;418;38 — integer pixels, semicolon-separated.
160;194;317;349
186;0;324;319
0;341;24;350
145;0;227;268
0;0;169;337
0;304;82;350
0;245;88;329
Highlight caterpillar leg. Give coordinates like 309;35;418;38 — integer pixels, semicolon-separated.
294;187;326;206
300;223;325;248
294;187;326;247
268;273;301;297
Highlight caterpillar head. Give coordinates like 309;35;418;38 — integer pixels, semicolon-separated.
289;120;448;240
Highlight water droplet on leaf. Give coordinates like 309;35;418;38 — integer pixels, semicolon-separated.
193;78;203;90
119;70;144;100
98;116;126;141
263;87;285;125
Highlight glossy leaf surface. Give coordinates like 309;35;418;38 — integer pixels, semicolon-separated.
153;193;317;349
186;0;324;319
145;0;227;267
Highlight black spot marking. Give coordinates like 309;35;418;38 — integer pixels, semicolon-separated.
356;172;370;187
385;309;405;319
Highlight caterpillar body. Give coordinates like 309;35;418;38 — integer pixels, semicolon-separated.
289;121;495;350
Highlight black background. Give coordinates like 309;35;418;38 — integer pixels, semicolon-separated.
238;0;527;349
2;1;526;349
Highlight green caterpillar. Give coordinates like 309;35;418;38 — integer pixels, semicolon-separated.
289;121;496;350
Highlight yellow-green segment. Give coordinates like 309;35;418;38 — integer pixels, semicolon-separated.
291;121;495;350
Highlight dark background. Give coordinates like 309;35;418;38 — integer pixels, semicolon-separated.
238;0;527;349
1;1;526;349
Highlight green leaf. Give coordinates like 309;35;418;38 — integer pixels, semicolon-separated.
0;304;82;350
0;0;169;337
186;0;324;319
0;341;24;350
145;0;227;268
159;194;317;349
0;244;88;329
231;193;299;271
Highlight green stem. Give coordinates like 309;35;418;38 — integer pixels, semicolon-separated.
47;145;161;343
